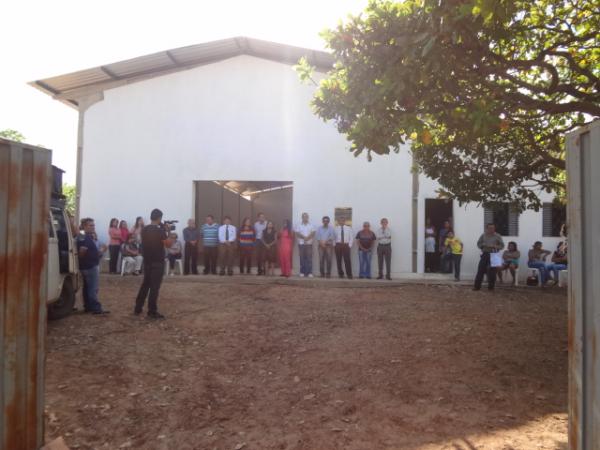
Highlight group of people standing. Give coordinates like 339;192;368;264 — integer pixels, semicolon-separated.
424;218;464;281
179;212;394;279
75;209;568;321
107;217;145;274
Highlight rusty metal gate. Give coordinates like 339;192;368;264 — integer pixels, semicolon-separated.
566;119;600;450
0;138;51;450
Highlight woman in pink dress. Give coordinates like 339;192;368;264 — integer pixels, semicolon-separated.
119;220;130;244
278;219;294;277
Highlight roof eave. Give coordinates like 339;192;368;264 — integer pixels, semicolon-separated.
29;36;334;110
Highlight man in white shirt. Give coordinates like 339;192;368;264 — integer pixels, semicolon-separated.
295;212;316;277
334;216;354;279
218;216;237;276
254;212;267;276
376;218;392;280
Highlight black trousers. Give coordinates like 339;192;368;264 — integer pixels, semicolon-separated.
377;244;392;277
474;253;497;290
255;240;265;274
108;245;120;273
335;244;352;278
135;261;165;314
425;252;437;272
184;242;198;274
239;246;253;273
203;246;218;274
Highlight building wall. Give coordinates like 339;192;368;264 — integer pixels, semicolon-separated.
417;173;563;279
81;55;413;275
80;54;560;278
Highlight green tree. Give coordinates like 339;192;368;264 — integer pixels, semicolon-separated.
62;184;76;215
0;129;25;142
302;0;599;209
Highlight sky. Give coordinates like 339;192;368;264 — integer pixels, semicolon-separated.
0;0;368;183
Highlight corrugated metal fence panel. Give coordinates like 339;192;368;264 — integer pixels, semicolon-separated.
566;120;600;450
0;139;50;450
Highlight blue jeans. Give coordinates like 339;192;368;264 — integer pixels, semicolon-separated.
547;263;567;282
359;250;373;278
528;261;551;284
299;244;313;275
80;266;102;313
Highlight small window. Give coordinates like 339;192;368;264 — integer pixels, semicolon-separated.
484;203;519;236
543;202;566;237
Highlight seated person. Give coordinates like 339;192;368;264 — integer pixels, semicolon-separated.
498;241;520;285
121;234;143;275
167;232;183;275
527;241;553;285
549;241;568;283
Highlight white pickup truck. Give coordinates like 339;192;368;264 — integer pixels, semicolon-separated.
47;166;80;320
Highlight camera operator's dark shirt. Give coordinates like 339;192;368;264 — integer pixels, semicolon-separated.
141;224;167;264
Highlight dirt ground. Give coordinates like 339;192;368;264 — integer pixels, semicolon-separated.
45;276;568;450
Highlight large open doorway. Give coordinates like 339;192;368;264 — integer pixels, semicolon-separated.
194;180;293;269
424;198;453;272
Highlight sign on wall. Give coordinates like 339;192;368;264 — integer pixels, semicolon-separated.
334;207;352;226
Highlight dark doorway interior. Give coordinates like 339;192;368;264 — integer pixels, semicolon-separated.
424;199;454;272
194;180;293;269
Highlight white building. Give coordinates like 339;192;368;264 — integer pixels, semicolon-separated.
32;37;565;279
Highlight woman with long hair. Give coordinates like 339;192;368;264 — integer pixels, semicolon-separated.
499;241;521;285
119;220;130;243
238;217;255;274
130;216;144;246
262;221;277;276
278;219;294;277
108;218;121;274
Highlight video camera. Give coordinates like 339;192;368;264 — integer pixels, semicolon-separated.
162;220;179;230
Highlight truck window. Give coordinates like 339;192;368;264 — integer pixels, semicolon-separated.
48;214;55;238
51;208;70;273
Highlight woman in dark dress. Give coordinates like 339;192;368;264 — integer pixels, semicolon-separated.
262;221;277;276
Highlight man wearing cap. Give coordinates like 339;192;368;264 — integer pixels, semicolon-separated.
134;208;170;319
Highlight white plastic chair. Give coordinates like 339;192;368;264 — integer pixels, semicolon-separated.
558;269;568;287
165;258;183;276
499;266;519;286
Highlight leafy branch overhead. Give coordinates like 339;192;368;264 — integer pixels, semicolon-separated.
306;0;599;209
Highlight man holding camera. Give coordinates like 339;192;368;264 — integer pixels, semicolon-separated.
134;208;170;319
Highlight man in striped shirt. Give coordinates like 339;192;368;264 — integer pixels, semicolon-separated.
201;215;219;275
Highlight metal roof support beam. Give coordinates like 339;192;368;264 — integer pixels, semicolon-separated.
165;50;180;66
100;66;120;80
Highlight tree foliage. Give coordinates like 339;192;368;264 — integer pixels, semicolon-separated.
62;184;76;215
305;0;599;209
0;129;25;142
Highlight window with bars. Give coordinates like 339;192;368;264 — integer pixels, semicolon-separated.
542;202;566;237
483;203;519;236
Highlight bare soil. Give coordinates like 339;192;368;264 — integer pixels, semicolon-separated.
45;276;568;450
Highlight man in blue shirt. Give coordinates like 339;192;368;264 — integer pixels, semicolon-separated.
77;218;109;314
201;215;219;275
316;216;335;278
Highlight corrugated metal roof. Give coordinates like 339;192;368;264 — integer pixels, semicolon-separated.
29;36;334;109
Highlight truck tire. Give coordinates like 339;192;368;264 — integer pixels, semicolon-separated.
48;277;75;320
